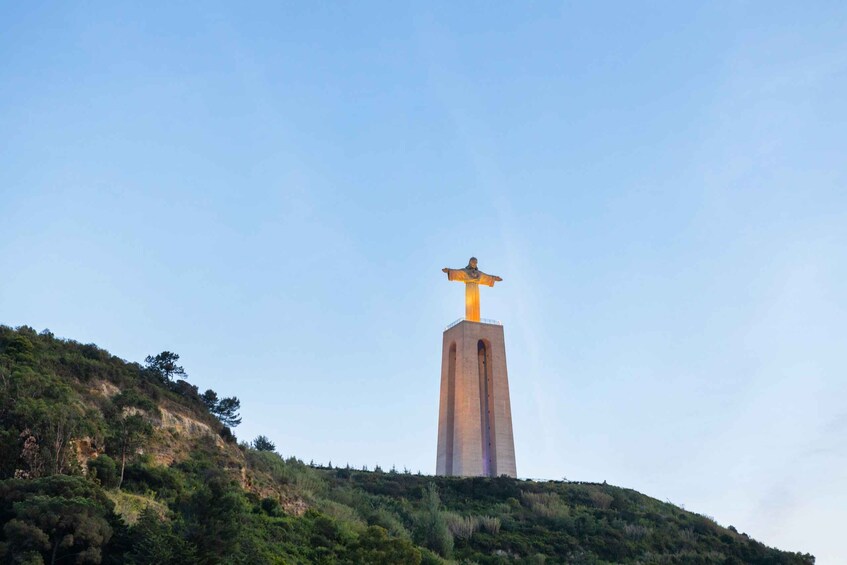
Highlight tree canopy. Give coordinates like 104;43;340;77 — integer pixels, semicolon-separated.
211;396;242;427
143;352;186;383
252;435;275;452
0;476;114;564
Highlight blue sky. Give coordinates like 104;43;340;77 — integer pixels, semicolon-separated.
2;2;846;561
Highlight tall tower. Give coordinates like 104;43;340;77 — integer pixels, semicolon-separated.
437;258;516;478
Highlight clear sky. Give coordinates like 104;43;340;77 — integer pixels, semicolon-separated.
2;2;845;562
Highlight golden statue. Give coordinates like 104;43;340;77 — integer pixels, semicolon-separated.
442;257;502;322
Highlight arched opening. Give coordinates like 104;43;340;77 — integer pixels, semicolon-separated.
445;342;457;475
478;340;496;476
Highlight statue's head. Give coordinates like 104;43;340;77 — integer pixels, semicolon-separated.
467;257;478;269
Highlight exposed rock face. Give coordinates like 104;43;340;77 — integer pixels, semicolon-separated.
157;407;216;437
143;407;227;466
85;383;287;511
281;496;309;517
90;380;121;398
73;437;101;473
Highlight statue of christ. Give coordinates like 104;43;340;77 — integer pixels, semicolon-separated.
442;257;502;322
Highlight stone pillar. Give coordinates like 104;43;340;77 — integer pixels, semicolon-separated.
436;320;516;478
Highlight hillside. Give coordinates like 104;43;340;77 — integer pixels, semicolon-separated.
0;325;814;564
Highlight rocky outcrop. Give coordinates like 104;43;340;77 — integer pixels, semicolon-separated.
89;380;120;398
156;407;217;438
73;436;102;473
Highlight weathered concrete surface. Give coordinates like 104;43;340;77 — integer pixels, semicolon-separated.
436;320;516;478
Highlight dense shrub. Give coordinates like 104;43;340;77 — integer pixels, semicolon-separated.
89;454;119;488
413;484;453;558
122;462;184;499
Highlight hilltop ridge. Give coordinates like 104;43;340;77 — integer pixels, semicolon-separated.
0;325;814;564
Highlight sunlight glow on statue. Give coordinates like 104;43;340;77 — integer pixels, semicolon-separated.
442;257;503;322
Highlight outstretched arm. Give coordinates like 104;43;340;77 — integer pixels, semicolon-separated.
478;272;503;286
443;268;468;282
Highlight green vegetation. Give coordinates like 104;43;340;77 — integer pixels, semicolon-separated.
254;435;277;452
0;325;815;564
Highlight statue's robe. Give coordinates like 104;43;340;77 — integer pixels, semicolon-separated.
443;267;500;321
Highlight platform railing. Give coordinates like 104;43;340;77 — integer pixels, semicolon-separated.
444;318;502;331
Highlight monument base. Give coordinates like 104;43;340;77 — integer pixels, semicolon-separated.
436;320;516;478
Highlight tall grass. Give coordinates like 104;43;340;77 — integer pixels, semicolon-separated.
522;491;570;519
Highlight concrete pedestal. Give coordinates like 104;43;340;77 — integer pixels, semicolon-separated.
436;320;516;477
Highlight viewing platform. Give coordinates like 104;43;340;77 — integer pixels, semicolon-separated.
444;317;502;331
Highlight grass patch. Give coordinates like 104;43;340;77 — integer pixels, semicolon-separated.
106;490;168;525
